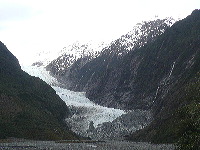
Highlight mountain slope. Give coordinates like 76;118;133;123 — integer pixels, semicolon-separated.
45;42;106;76
54;10;199;111
46;9;200;146
128;71;200;146
127;10;200;146
45;19;174;78
0;41;77;140
46;18;175;109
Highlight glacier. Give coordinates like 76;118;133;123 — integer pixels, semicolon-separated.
22;64;126;135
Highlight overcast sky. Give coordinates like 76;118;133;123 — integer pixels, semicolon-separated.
0;0;199;64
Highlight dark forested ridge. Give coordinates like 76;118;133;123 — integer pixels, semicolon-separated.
47;9;200;147
0;41;78;140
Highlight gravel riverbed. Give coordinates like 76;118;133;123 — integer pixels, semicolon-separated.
0;140;175;150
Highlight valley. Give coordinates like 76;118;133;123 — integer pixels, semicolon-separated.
22;63;151;140
0;9;199;150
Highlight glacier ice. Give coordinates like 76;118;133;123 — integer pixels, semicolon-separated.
22;65;126;134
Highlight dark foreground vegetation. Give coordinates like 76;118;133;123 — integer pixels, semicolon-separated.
0;41;78;140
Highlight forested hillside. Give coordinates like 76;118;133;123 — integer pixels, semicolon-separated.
0;41;78;140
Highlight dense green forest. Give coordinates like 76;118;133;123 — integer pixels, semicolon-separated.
0;41;78;140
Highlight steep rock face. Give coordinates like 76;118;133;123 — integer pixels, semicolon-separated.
46;42;103;76
48;18;175;110
126;9;200;144
0;42;77;140
56;11;200;112
46;18;174;78
128;71;200;145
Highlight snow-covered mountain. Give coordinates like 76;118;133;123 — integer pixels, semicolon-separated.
31;41;109;74
22;17;176;139
46;17;176;78
117;17;176;51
